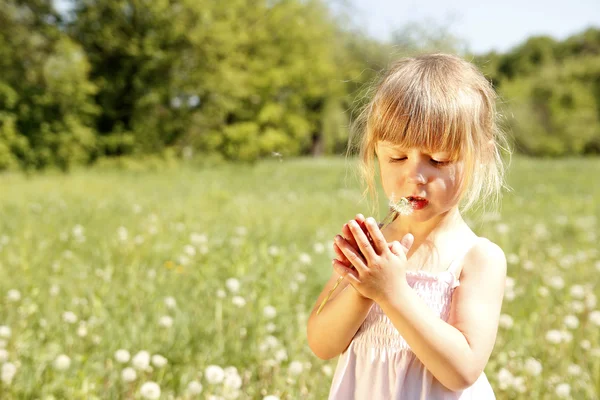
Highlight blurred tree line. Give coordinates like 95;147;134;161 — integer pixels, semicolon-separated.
0;1;599;171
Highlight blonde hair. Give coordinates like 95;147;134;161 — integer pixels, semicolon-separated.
347;53;511;216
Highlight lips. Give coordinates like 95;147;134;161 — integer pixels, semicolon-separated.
406;196;429;210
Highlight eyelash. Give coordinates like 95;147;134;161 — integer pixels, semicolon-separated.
389;157;451;167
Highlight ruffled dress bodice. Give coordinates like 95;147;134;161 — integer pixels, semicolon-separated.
328;242;496;400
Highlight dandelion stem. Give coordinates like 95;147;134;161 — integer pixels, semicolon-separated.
316;197;412;315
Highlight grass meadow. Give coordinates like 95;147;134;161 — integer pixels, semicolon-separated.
0;156;599;399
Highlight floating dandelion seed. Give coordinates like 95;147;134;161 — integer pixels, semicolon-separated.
316;196;413;315
271;151;283;162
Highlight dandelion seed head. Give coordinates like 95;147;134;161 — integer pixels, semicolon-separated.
389;196;413;216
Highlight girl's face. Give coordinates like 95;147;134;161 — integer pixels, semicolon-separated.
376;141;465;223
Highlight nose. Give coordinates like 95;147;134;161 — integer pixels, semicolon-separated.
406;160;427;185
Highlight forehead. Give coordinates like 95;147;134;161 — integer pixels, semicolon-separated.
377;141;450;154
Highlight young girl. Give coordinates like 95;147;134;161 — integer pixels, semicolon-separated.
307;53;509;399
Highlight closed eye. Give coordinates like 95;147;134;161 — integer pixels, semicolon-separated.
389;157;407;163
430;159;451;166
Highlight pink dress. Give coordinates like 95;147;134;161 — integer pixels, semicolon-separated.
328;239;495;399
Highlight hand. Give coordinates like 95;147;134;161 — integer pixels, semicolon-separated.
332;214;401;271
332;217;415;303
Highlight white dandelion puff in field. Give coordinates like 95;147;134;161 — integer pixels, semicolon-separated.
187;380;203;395
563;315;579;330
0;349;8;363
77;323;88;337
275;349;288;363
62;311;78;324
560;330;573;343
288;360;304;376
117;226;128;241
205;365;225;384
570;301;585;313
498;314;514;329
322;365;333;376
121;367;137;382
545;330;563;344
263;306;277;319
190;233;207;244
151;354;168;368
586;293;597;309
538;286;549;297
589;310;600;326
132;351;151;371
496;223;509;234
555;383;571;398
289;281;299;292
268;246;280;257
1;362;16;384
54;354;71;371
299;253;312;265
235;226;247;236
265;322;276;333
263;396;280;400
164;296;177;309
72;224;84;237
569;285;585;300
313;242;325;254
50;284;60;296
567;364;582;375
114;349;130;363
158;315;173;328
581;340;591;350
232;296;246;308
524;358;542;376
223;369;242;390
0;326;11;339
496;368;514;390
506;254;519;264
216;289;226;298
295;272;306;283
226;278;240;293
139;381;161;400
548;276;565;290
6;289;21;302
184;244;196;257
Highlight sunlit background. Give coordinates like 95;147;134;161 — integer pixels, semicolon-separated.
1;0;599;399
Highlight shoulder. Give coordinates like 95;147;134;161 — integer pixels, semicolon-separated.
461;237;507;281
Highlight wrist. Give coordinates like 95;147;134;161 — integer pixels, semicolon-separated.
350;286;373;303
375;276;411;306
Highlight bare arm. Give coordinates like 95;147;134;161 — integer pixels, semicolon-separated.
377;239;506;391
307;268;374;360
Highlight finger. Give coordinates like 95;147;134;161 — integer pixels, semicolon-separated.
347;220;377;263
389;241;403;256
342;223;359;250
334;233;368;272
333;242;352;267
400;233;415;252
364;217;387;254
332;259;359;281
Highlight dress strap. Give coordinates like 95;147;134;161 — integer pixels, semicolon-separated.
446;237;484;277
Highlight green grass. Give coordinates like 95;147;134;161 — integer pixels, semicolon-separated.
0;156;599;399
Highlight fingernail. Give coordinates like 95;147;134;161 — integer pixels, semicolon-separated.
367;217;376;225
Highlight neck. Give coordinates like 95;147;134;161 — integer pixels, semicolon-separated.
390;207;464;258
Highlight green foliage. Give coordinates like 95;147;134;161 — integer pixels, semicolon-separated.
0;1;599;170
476;28;600;156
0;1;98;170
